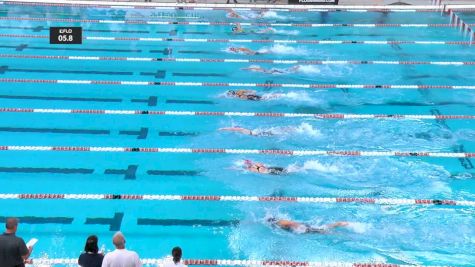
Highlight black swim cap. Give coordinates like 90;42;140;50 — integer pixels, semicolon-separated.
267;217;277;223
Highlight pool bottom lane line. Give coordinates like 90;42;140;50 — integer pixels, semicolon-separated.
0;145;473;158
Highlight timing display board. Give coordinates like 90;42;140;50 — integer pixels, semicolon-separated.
50;27;82;44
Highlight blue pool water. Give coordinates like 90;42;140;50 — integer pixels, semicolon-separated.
0;2;475;266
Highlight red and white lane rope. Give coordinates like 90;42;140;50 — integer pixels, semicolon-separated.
0;145;473;158
0;17;455;28
1;78;474;90
1;54;473;66
28;258;458;267
1;1;445;12
1;194;474;207
0;33;472;45
1;108;474;121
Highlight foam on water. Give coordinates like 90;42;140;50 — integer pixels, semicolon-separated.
271;28;300;35
286;160;340;174
346;222;371;234
262;91;319;104
258;44;309;55
260;11;287;20
295;65;321;75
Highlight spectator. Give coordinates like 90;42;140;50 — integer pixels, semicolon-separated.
163;247;187;267
101;232;141;267
0;218;33;267
78;235;104;267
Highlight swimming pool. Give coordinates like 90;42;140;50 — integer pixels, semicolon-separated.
0;1;475;266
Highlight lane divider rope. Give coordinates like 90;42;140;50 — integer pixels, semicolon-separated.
0;33;473;45
1;108;474;121
0;16;456;27
1;54;474;66
1;193;474;207
0;78;474;90
28;258;461;267
1;1;446;12
0;145;473;158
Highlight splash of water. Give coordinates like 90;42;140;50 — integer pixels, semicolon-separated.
257;44;308;55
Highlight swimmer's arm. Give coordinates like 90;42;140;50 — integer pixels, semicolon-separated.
323;221;349;230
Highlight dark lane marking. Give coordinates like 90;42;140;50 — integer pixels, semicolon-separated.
140;70;166;78
173;72;227;77
183;31;212;34
166;99;214;104
453;144;474;170
137;218;239;227
104;165;138;180
0;94;122;103
149;48;173;55
0;167;93;174
177;50;218;54
158;131;199;137
264;80;274;91
85;212;124;231
147;170;201;176
119;127;149;139
131;96;158;106
0;216;73;224
0;44;142;52
84;29;150;33
431;109;474;170
0;66;133;76
0;26;45;32
0;127;109;135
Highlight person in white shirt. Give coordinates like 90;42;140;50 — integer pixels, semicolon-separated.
101;232;141;267
162;247;187;267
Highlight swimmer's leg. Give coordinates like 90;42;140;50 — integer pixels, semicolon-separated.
268;167;286;175
305;227;326;234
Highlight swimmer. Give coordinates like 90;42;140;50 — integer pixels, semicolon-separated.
227;10;242;19
228;47;261;55
242;65;300;75
219;126;275;137
232;23;244;33
232;24;276;35
267;217;349;234
243;160;286;175
226;90;282;101
226;90;262;101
